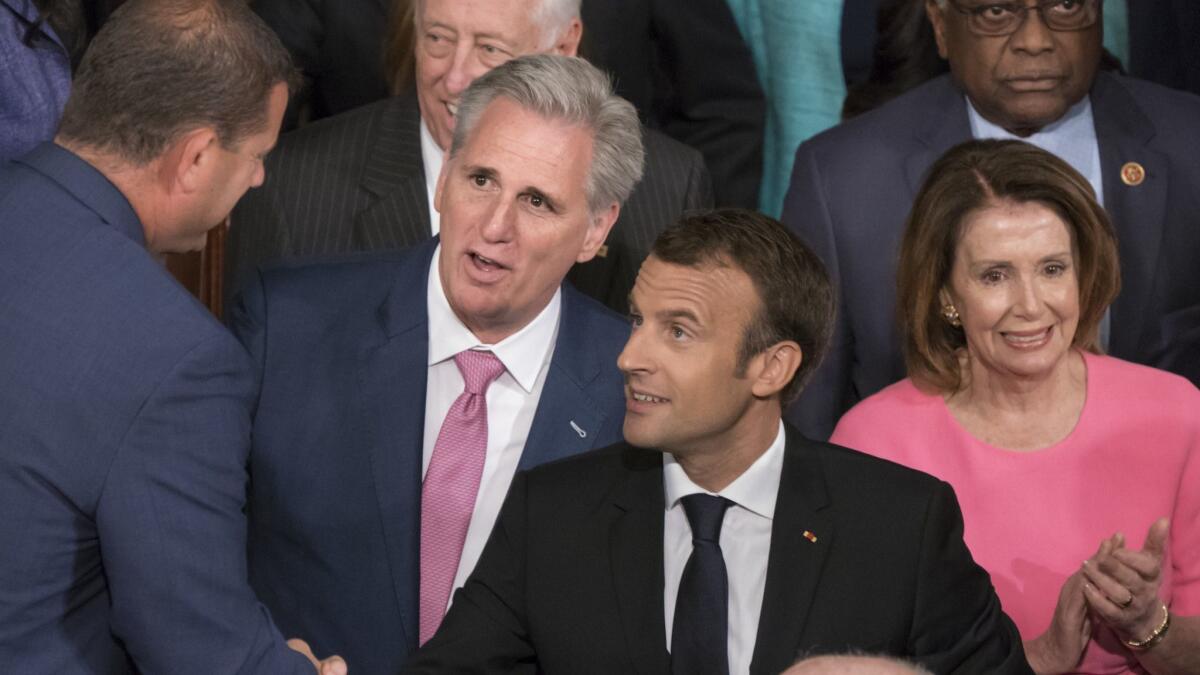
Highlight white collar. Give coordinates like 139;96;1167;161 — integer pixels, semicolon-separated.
419;117;445;233
426;244;561;393
663;420;786;521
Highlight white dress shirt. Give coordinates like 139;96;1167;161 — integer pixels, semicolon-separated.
422;247;561;601
663;421;786;675
967;94;1110;346
419;118;444;235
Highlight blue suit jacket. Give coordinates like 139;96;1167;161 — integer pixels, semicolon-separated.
227;239;629;675
782;72;1200;440
0;144;311;673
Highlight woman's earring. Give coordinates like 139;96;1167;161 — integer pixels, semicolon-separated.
941;304;962;328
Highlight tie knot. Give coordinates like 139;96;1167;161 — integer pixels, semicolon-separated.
680;494;732;544
453;349;506;394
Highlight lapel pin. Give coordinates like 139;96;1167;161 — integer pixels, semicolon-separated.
802;530;818;544
1121;162;1146;187
569;420;588;439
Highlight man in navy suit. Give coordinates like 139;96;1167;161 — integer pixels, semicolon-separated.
783;0;1200;439
228;54;643;675
0;1;343;672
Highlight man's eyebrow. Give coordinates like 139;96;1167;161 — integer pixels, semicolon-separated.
656;308;701;324
522;185;563;212
473;30;518;46
462;164;498;180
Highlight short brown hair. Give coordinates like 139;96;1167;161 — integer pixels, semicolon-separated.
650;209;835;405
57;0;299;164
897;139;1121;392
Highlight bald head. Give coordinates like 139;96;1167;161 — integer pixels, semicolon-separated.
783;655;932;675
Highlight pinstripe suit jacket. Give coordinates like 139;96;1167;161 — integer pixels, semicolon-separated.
226;94;713;313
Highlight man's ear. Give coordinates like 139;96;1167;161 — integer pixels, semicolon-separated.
161;127;219;196
433;155;451;216
555;19;583;57
925;0;950;60
576;201;619;263
750;341;803;400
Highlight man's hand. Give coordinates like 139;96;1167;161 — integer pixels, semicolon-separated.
287;638;348;675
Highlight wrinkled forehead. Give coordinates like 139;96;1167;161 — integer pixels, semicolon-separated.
417;0;548;41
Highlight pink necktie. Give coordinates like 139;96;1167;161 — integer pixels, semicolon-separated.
419;349;506;645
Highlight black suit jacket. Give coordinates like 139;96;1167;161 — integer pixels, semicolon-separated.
580;0;765;209
404;427;1032;674
226;93;712;313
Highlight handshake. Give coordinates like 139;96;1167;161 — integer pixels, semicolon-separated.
289;639;348;675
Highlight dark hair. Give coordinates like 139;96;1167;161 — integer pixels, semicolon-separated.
383;0;417;95
897;139;1121;392
651;209;835;405
843;0;947;119
57;0;299;164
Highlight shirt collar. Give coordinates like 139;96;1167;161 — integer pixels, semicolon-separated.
663;420;786;520
426;244;561;393
967;94;1096;155
419;117;444;230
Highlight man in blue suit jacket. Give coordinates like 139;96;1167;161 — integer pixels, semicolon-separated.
228;55;644;675
782;0;1200;439
0;1;342;672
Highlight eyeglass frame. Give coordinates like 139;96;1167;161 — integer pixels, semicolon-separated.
941;0;1101;37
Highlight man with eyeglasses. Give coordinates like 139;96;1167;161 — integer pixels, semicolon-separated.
779;0;1200;441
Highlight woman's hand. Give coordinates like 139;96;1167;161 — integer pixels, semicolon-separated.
1024;570;1092;674
1081;518;1169;643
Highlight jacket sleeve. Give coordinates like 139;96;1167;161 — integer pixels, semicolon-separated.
95;332;312;675
910;481;1034;674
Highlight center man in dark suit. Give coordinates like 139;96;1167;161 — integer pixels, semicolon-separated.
406;209;1033;674
228;54;643;675
227;0;712;313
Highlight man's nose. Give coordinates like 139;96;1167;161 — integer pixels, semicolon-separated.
1009;5;1056;54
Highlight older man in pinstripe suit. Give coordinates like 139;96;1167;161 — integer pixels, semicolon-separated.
227;0;712;313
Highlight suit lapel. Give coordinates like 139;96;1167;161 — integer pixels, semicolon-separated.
905;76;972;195
354;95;433;251
608;447;671;674
1091;73;1167;357
518;286;615;469
354;242;437;649
750;428;834;675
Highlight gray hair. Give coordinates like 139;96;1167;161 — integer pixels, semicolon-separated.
449;53;645;214
533;0;581;48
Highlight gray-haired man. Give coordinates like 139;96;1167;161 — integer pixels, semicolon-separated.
226;0;711;314
228;53;643;675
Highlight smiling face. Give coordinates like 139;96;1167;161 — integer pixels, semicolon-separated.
926;0;1101;135
414;0;580;151
619;256;768;459
943;199;1081;383
434;96;614;343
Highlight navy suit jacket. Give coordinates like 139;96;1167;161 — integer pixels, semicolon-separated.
0;144;311;673
405;427;1032;674
227;239;630;675
782;72;1200;439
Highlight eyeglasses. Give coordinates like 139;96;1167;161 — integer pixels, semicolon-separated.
944;0;1100;37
